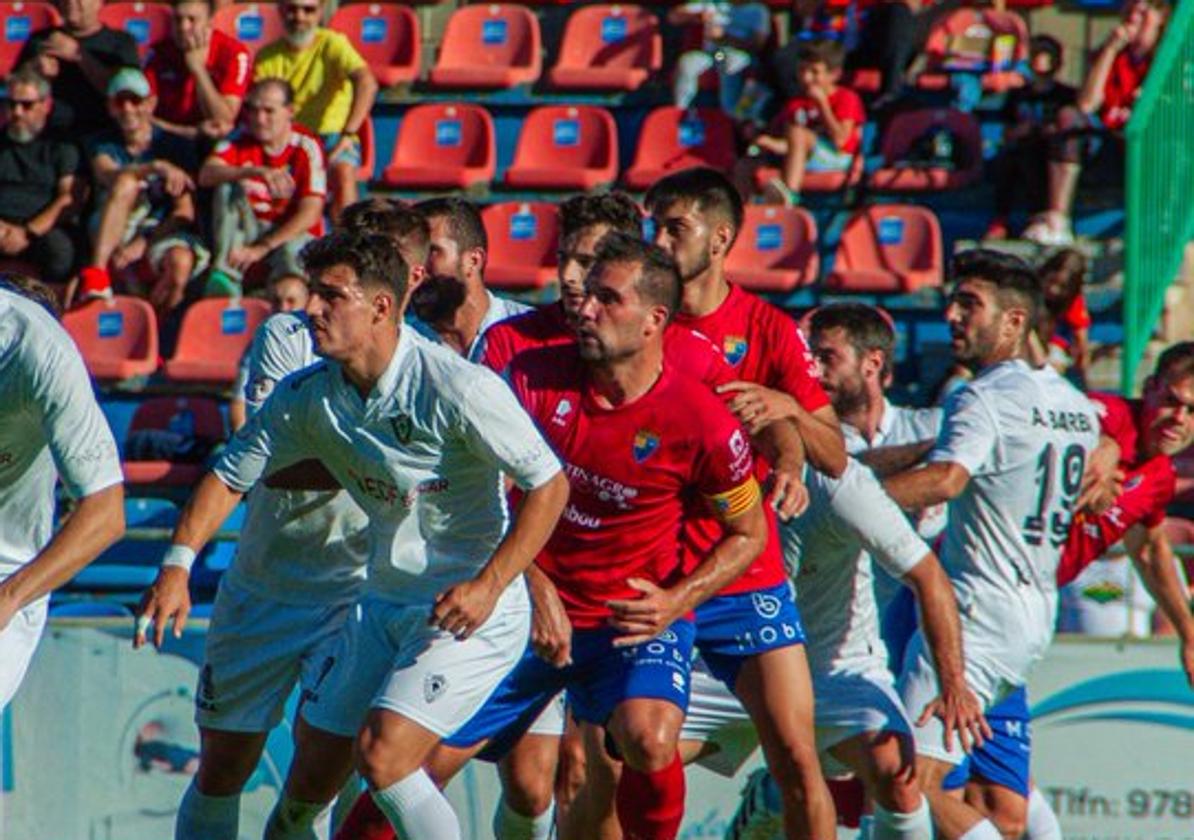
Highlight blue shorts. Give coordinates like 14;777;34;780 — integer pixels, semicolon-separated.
444;621;695;761
942;686;1031;797
321;132;363;168
694;583;805;690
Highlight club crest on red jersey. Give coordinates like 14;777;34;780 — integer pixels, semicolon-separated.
632;430;660;462
723;336;748;366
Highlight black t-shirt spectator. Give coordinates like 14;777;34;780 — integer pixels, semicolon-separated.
1001;81;1078;128
17;27;140;135
0;133;81;224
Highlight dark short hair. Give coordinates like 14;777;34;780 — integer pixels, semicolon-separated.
950;248;1042;325
172;0;214;13
558;192;642;241
1029;35;1063;71
810;303;895;379
248;77;294;106
797;39;846;72
591;232;681;319
414;197;487;254
0;272;59;318
1155;341;1194;384
300;232;409;306
1038;247;1086;313
339;198;430;266
644;167;744;247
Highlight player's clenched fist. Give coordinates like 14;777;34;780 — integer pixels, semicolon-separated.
134;566;192;649
528;571;572;668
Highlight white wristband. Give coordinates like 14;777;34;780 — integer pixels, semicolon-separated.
161;544;198;573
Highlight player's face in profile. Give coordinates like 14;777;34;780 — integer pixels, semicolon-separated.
558;223;610;320
811;326;867;416
945;279;1005;368
412;215;468;323
305;265;376;360
1141;373;1194;456
576;260;653;363
651;200;713;283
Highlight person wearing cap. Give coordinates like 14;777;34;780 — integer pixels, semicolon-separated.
77;67;205;313
0;67;86;290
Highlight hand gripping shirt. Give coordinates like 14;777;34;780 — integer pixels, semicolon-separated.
214;328;561;605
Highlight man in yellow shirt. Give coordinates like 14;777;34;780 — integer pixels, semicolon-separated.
254;0;378;220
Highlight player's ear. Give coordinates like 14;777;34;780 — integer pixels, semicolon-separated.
465;246;487;279
710;221;733;258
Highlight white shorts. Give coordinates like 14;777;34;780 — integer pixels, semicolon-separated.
0;595;48;709
813;668;912;776
195;576;354;733
680;660;757;777
527;692;566;738
302;579;531;739
898;629;1015;766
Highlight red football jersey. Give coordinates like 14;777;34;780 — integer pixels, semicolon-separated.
673;283;830;596
481;303;572;375
211;127;327;234
1101;50;1150;131
508;347;760;629
146;30;252;127
775;86;866;154
1090;391;1141;466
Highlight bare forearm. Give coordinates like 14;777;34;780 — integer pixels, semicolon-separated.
193;71;235;124
859;440;935;478
884;461;964;510
344;72;378;136
754;417;806;473
1078;44;1120;113
1132;534;1194;643
476;473;568;591
199;163;255;188
154;117;200;140
172;472;245;553
668;506;766;614
27;193;75;235
794;405;846;477
908;557;967;692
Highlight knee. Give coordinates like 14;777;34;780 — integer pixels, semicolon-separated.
110;170;143;203
162;245;194;278
989;803;1028;839
614;724;676;773
504;767;556;816
766;738;823;793
869;766;922;814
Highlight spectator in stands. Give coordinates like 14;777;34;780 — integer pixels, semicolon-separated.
669;0;771;115
1025;0;1168;245
198;78;326;295
17;0;139;136
734;39;863;205
1029;248;1091;385
76;69;206;312
986;36;1078;242
0;68;85;289
144;0;252;144
254;0;378;220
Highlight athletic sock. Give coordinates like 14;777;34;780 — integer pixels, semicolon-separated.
263;794;329;840
615;754;686;840
175;781;240;840
331;792;396;840
493;797;556;840
1025;787;1063;840
871;797;933;840
959;819;1004;840
371;769;462;840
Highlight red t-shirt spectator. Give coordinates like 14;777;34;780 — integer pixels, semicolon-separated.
776;86;865;154
212;126;327;235
1101;50;1151;130
145;30;252;127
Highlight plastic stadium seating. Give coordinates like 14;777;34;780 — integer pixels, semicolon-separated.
481;202;559;290
382;103;496;189
622;107;737;190
868;109;983;191
331;2;420;87
212;2;285;57
429;4;542;89
751;152;864;194
505;106;619;191
98;2;174;60
725;206;819;293
122;395;224;488
162;297;271;384
63;296;159;382
547;5;662;92
0;2;62;76
825;205;944;293
917;9;1029;93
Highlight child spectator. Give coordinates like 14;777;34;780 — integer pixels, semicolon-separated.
1038;248;1092;384
669;0;771;115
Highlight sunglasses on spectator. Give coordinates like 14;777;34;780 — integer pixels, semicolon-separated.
4;97;43;110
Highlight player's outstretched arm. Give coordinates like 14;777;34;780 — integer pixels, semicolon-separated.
134;473;244;650
0;483;125;631
856;439;935;478
883;461;970;512
432;471;569;641
717;381;847;478
1124;524;1194;688
903;554;991;753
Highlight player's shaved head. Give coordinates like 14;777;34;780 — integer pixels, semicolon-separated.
339;198;430;269
301;231;410;310
950;249;1042;328
591;232;681;319
645;167;744;247
559;192;642;241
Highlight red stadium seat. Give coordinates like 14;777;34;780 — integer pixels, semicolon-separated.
725;206;819;293
917;8;1029;93
750;152;864;195
357;114;376;182
123;396;224;488
622;107;737;190
481;202;559;290
547;5;661;92
505;106;619;191
428;4;542;89
825;205;943;294
162;297;271;384
382;103;496;190
212;2;285;57
868;109;983;192
63;296;159;381
98;2;173;60
330;2;420;87
0;2;62;76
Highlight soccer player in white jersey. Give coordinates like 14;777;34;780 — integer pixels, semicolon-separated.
135;232;569;840
136;307;372;840
881;249;1100;840
0;276;125;709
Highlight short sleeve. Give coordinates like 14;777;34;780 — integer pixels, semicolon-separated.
826;461;929;579
292;133;328;198
54;140;81;178
1061;294;1092;330
480;325;517;376
213;371;312;492
832;88;866;125
243;315;313;415
326;31;367;76
696;400;760;520
216;38;252;98
211;138;237;166
458;369;561;491
767;313;830;412
927;384;999;477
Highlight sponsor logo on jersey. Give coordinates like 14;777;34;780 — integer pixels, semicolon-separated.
657;629;678;644
563;463;640;510
1124;474;1143;492
724;336;749;366
553;398;573;427
633;430;660;463
751;591;782;619
562;503;601;529
671;671;686;693
390;413;413;444
424;674;448;703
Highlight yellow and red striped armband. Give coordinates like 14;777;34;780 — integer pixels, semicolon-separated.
704;477;762;521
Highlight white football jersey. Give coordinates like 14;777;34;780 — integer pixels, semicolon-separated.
223;313;371;605
784;459;929;675
214;327;561;604
928;359;1099;679
0;289;123;579
411;290;532;363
